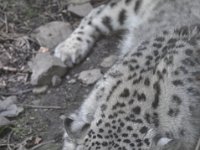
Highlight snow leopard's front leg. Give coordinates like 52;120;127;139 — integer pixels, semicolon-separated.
54;0;152;66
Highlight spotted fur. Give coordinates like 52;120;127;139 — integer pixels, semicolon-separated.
54;0;200;150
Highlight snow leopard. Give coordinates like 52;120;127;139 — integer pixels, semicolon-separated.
54;0;200;149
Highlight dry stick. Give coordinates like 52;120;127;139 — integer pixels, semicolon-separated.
0;89;32;96
0;66;31;73
4;12;8;33
195;138;200;150
0;12;8;33
0;144;15;147
19;104;65;110
30;140;55;150
7;131;14;150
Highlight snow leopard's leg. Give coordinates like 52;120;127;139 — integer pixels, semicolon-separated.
54;0;155;66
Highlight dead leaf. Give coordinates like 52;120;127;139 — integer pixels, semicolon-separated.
34;136;42;145
38;47;49;53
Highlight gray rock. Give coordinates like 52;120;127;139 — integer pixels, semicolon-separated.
31;21;72;49
78;69;102;85
52;75;62;87
29;53;67;86
0;116;12;127
100;55;118;68
0;96;24;118
68;3;93;17
33;86;48;94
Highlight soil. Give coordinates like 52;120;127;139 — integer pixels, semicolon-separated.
0;0;121;150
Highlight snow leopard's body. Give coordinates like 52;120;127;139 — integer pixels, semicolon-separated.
54;0;200;149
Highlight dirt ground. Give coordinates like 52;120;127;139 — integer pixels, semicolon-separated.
0;0;121;150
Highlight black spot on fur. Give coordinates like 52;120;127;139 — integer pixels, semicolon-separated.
145;113;159;127
153;43;162;49
137;93;146;101
112;102;126;110
101;104;107;111
134;0;143;13
102;142;108;146
86;39;91;44
96;119;102;126
168;108;180;117
145;60;151;66
77;37;82;41
105;122;111;127
88;21;92;25
144;138;150;146
187;87;200;96
122;133;128;137
78;31;84;35
110;2;117;7
172;80;184;86
172;95;182;105
129;99;135;104
167;38;177;44
155;37;165;42
182;58;195;66
136;139;142;143
118;9;127;25
120;122;125;127
132;133;138;138
185;49;193;56
164;55;174;65
163;30;169;35
94;26;102;34
131;52;143;57
127;126;133;131
140;126;148;134
125;0;132;4
97;134;103;139
123;139;131;143
102;16;113;31
120;88;130;97
133;76;143;84
152;82;160;109
153;50;159;56
132;106;141;115
144;78;150;86
179;66;188;74
146;55;153;60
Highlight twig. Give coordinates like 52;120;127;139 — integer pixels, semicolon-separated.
0;89;32;96
30;140;55;150
195;138;200;150
0;144;15;147
4;12;8;33
7;131;14;150
0;66;17;72
0;11;9;33
19;104;65;110
0;66;31;73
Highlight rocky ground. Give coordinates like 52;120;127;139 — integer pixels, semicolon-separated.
1;1;200;150
0;0;121;150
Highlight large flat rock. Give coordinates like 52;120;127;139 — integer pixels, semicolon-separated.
31;21;72;49
29;53;67;86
